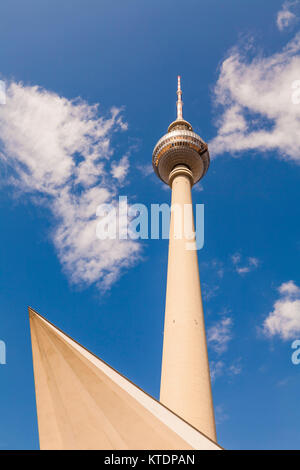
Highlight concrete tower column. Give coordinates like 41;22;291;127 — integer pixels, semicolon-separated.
159;165;216;441
152;77;216;443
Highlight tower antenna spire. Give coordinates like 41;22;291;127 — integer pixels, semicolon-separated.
176;75;183;120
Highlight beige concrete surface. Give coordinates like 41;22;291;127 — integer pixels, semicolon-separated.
28;307;221;450
160;165;217;442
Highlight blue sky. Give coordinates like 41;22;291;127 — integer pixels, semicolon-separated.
0;0;299;450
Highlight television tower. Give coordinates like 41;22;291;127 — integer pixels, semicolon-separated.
152;76;216;441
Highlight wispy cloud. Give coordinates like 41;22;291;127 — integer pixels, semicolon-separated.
212;259;225;279
210;360;225;382
277;1;299;31
193;183;204;192
228;360;242;376
111;154;129;182
276;377;291;387
207;317;233;354
279;279;300;296
263;281;300;340
210;358;242;383
231;253;259;275
200;260;224;305
136;163;153;177
202;283;220;301
207;312;243;383
201;259;224;279
214;404;229;425
0;81;141;291
210;33;300;163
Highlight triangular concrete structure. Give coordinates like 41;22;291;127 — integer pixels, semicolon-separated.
28;307;221;450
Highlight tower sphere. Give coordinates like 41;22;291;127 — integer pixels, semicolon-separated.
152;76;210;186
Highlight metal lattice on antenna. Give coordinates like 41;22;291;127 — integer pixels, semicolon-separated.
176;75;183;120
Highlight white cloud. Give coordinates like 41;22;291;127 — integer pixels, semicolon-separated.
208;312;242;383
263;281;300;340
200;259;224;283
210;358;242;383
210;33;300;163
207;317;233;354
136;163;153;177
278;280;300;295
202;283;219;301
211;259;224;279
277;1;299;31
276;377;291;387
228;361;242;376
215;404;229;424
231;253;259;275
200;260;224;305
193;183;204;192
0;81;141;290
231;253;241;265
278;9;296;31
210;360;224;382
111;154;129;182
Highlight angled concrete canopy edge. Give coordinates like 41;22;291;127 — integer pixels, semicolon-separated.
28;306;222;450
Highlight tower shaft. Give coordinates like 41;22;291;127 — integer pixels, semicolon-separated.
160;165;216;442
